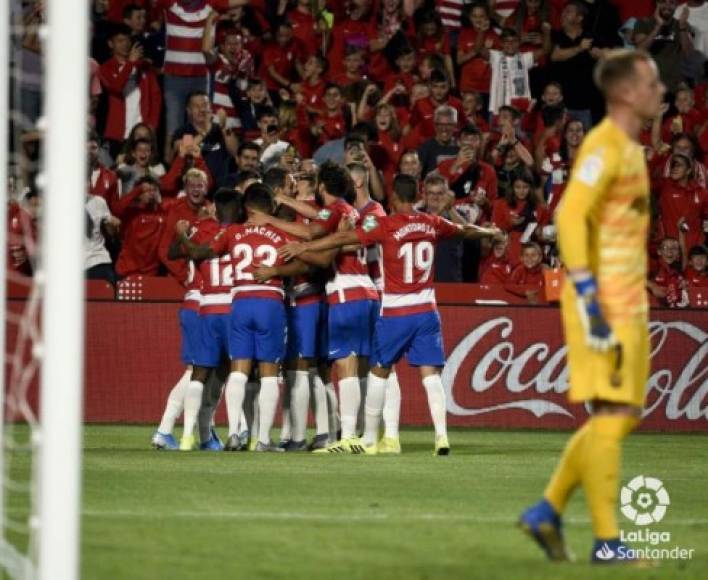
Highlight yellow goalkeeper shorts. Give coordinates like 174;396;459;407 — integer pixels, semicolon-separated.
561;295;649;409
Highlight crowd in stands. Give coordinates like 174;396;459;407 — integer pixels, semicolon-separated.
7;0;708;306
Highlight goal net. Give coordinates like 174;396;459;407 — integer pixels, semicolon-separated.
1;1;87;579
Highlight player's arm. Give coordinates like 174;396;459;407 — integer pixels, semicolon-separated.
279;230;360;261
174;220;217;261
556;145;618;352
250;210;327;241
253;258;310;282
275;195;320;220
167;238;187;260
457;223;505;241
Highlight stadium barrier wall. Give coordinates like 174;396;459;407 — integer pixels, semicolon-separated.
6;294;707;432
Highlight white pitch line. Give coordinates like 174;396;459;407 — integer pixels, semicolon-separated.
80;509;708;527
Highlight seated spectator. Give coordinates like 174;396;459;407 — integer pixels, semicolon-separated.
86;188;120;284
113;176;165;278
648;237;689;307
8;187;40;277
506;241;546;303
656;153;708;252
116;137;166;193
220;141;261;189
662;84;702;143
98;23;161;159
88;131;120;211
417;105;460;177
479;235;512;285
418;173;469;283
437;124;497;225
172;90;235;186
684;245;708;286
492;169;549;264
254;107;293;170
409;69;463;143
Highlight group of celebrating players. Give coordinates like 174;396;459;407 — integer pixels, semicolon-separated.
150;158;502;455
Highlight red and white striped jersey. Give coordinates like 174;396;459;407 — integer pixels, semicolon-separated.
315;199;378;305
210;222;294;302
436;0;464;29
183;218;219;311
493;0;521;20
355;211;461;317
158;0;229;77
540;152;569;216
210;54;244;130
288;200;324;306
357;199;387;292
192;220;233;314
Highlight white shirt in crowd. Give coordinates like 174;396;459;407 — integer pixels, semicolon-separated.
488;50;535;115
85;195;113;270
676;1;708;55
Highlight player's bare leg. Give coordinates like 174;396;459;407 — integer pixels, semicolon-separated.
254;362;284;452
152;365;192;450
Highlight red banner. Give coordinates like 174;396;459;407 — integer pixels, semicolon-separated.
6;301;707;432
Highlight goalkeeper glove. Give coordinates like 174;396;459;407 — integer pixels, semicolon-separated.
573;275;617;352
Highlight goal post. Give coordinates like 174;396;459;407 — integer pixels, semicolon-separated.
37;0;88;579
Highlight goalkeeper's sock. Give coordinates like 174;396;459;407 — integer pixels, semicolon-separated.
338;376;360;440
422;375;447;438
362;373;387;446
582;415;639;539
325;381;340;437
257;376;280;445
291;370;310;442
157;369;190;434
544;420;592;514
225;372;248;436
357;376;367;434
311;371;329;436
383;371;401;439
182;380;204;438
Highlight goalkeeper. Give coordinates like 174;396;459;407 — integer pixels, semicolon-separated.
519;49;665;563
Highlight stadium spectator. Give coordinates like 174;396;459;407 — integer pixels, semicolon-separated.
297;54;328;114
678;0;708;55
259;20;305;98
415;10;456;87
635;0;695;94
506;241;546;303
684;244;708;286
540;117;585;214
254;108;293;170
86;189;120;284
311;84;352;148
221;141;262;188
410;69;463;141
417;105;460;177
116;137;166;193
171;90;235;185
656;153;708;251
237;78;275;141
8;188;40;277
88;132;121;212
122;3;165;68
418;173;469;282
158;167;210;283
550;1;601;129
113;176;166;277
326;0;373;79
160;137;213;197
457;3;500;98
648;237;689;306
287;0;322;58
661;84;702;142
479;235;512;285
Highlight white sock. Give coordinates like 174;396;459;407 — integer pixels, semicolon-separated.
325;381;339;439
157;370;190;434
237;411;248;434
422;374;447;438
291;370;310;442
356;376;367;434
225;372;248;436
363;373;387;446
383;371;401;439
182;380;204;438
281;372;294;441
311;372;329;436
245;381;260;441
257;376;280;445
338;376;361;440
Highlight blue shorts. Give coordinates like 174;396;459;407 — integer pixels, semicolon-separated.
327;299;379;361
179;308;201;365
371;310;446;368
229;298;286;363
287;301;326;360
194;313;230;368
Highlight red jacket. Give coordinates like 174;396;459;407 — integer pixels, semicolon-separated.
158;198;208;283
160;155;213;198
479;255;512;285
113;186;166;277
90;165;120;213
657;178;708;251
685;266;708;287
508;263;545;286
98;57;161;142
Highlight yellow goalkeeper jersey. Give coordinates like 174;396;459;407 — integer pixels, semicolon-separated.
556;117;650;325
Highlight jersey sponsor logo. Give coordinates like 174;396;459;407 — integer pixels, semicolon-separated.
575;152;604;187
362;214;379;232
317;209;332;220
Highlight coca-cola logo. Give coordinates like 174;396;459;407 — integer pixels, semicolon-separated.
443;317;707;422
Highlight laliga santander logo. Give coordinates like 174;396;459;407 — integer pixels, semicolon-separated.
442;317;708;421
620;475;670;526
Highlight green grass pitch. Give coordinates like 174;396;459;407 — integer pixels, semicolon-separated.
10;426;708;579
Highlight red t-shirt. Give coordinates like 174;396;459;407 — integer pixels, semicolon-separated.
457;28;500;94
657;178;708;251
194;219;232;314
259;40;305;91
354;210;461;316
508;263;545;286
684;265;708;287
479;255;512;285
410;95;464;140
